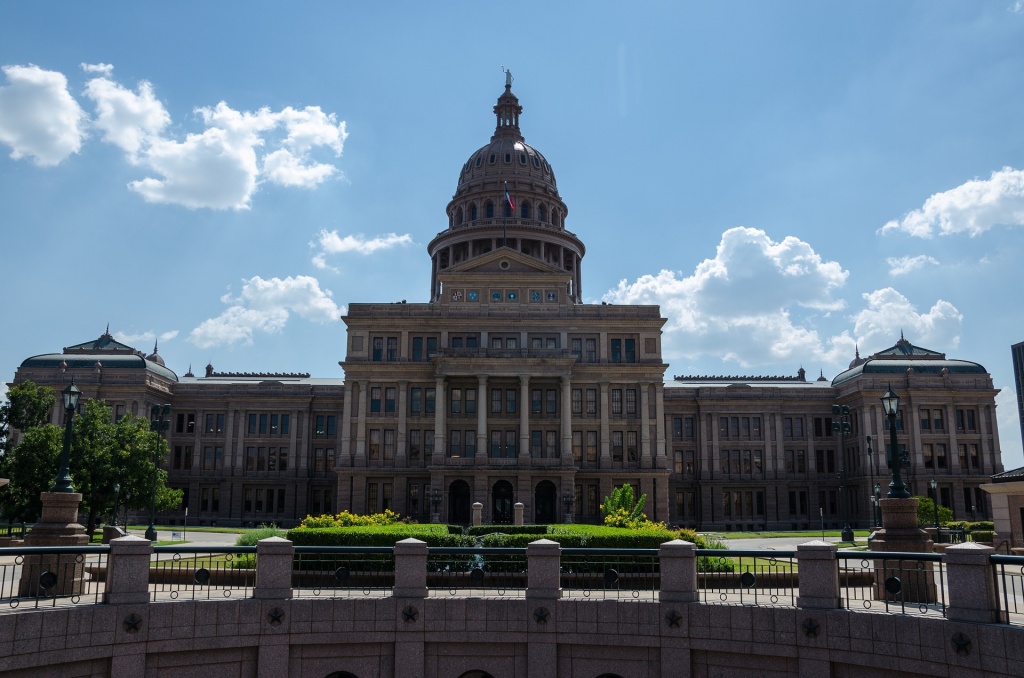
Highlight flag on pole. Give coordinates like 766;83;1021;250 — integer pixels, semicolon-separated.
504;182;515;213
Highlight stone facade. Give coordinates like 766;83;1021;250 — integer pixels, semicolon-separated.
6;82;1004;530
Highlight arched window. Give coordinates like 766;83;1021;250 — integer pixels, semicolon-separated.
485;202;494;219
521;201;530;219
456;207;464;225
539;205;546;222
470;204;478;220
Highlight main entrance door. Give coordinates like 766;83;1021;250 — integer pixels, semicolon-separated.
448;480;471;524
535;480;557;524
492;481;514;524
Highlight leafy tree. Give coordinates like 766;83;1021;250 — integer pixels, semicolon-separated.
0;380;56;449
915;495;952;527
0;393;183;535
600;484;666;529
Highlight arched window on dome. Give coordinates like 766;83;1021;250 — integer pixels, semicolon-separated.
470;204;478;221
539;205;546;223
485;201;494;219
520;201;530;219
553;210;560;228
456;207;464;225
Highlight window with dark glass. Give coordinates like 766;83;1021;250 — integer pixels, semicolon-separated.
370;387;382;414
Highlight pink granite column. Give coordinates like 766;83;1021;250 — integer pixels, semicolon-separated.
393;538;427;678
944;542;1003;623
105;535;153;605
393;537;428;598
254;536;294;600
658;539;698;604
796;541;840;609
526;538;560;678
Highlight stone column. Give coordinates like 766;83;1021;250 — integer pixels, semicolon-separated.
254;536;294;600
560;375;573;466
476;375;489;464
526;539;560;678
795;541;839;609
599;382;611;467
433;377;446;465
658;539;698;604
654;382;667;469
393;538;428;678
944;542;1003;623
355;380;368;465
519;375;531;460
871;497;936;603
105;535;153;605
339;384;353;466
19;491;88;596
640;382;652;469
397;381;408;467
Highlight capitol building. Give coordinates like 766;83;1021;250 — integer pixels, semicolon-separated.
10;80;1004;530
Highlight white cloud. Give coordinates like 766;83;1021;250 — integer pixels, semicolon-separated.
887;254;939;276
851;288;963;350
311;229;414;267
263;148;336;187
0;64;86;165
604;227;851;367
112;329;179;347
881;167;1024;238
82;69;170;158
188;275;343;348
80;62;113;76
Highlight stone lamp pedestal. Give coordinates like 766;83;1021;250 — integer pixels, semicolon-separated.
870;497;936;604
18;491;89;597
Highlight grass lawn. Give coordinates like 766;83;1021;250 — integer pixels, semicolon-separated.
709;530;873;540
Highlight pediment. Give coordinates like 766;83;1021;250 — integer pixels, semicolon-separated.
443;246;566;276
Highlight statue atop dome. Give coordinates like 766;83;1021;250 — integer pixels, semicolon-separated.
502;65;513;88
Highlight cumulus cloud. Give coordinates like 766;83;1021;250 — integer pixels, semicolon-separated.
188;275;343;348
851;288;962;350
887;254;939;276
311;229;414;268
82;66;170;158
1;62;348;209
113;329;179;348
881;167;1024;238
604;227;851;367
0;64;86;165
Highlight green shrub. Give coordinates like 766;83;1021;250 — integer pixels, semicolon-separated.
967;521;995;532
969;530;995;543
914;496;953;526
480;532;589;548
446;524;465;535
286;526;472;547
235;524;285;546
467;524;548;536
298;509;404;528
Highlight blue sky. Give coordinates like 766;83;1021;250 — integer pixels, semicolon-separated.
2;2;1024;469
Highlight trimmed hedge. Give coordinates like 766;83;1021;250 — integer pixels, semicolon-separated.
970;530;995;543
286;526;474;547
467;525;548;536
480;533;589;548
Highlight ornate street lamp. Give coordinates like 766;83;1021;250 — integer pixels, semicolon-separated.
112;482;120;528
431;488;442;521
146;404;171;541
866;435;876;522
831;404;854;543
873;483;881;527
562;492;574;523
879;385;910;498
929;478;940;529
50;380;82;492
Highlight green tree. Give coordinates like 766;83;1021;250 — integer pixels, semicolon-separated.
915;495;952;527
0;380;56;449
0;395;183;535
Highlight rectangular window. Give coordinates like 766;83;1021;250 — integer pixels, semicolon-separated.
572;431;583;461
923;443;934;469
546;389;557;415
382;483;392;511
686;450;695;475
426;337;438;357
491;430;502;457
409;430;421;461
625;389;637;416
586;389;597;416
369;429;381;460
586;431;598;463
531;430;542;456
314;448;325;472
532;389;542;414
674;450;683;474
612;389;623;415
450;430;462;457
585;338;597;362
465;389;476;414
672;417;683;440
505;430;517;457
685;417;695;439
279;447;289;472
741;417;750;438
425;388;436;414
624;339;635;362
424;430;434;458
546;431;558;458
936;443;947;469
571;338;582;360
572;389;583;415
506;389;517;414
384;429;395;460
246;446;256;471
612;431;623;462
248;414;258;435
970;444;980;469
367;483;378;514
370;387;382;414
491;388;502;414
408;484;420;515
626;431;638;462
920;409;931;431
386;337;397;361
933;410;944;431
611;339;622;363
372;337;383;361
411;388;422;415
465;429;476;456
257;446;266;471
270;414;280;435
451;388;462;414
385;387;396;414
258;414;268;434
412;337;423;362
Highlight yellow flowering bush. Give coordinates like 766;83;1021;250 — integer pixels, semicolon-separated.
299;508;404;528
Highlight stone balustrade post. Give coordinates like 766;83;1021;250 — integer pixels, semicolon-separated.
796;541;840;609
944;542;1003;623
472;502;483;527
393;538;428;598
105;535;154;605
514;501;525;526
526;538;562;600
658;539;698;603
254;537;294;600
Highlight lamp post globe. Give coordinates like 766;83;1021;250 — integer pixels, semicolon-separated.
50;380;82;493
880;385;910;499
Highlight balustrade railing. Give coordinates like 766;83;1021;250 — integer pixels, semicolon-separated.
836;551;946;618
